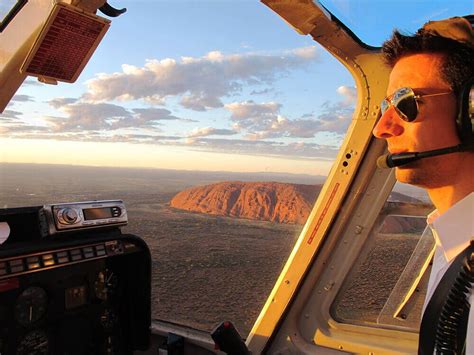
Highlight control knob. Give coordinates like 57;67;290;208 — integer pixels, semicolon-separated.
58;208;78;224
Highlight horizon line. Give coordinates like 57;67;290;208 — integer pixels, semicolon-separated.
0;161;328;178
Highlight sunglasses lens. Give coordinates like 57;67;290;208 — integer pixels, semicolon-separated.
396;96;418;122
380;87;418;122
380;99;389;114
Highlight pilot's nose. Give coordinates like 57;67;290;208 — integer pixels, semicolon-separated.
372;107;404;139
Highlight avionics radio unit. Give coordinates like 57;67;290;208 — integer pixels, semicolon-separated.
40;200;127;236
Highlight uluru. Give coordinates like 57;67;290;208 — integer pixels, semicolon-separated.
170;181;428;226
170;181;322;224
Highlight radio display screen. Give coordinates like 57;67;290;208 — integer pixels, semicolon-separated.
83;207;113;220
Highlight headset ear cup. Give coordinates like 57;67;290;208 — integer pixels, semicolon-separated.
456;79;474;149
470;84;474;143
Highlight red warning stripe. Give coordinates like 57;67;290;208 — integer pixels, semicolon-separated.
307;182;340;245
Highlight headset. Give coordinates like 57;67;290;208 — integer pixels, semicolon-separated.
456;76;474;149
444;15;474;148
453;14;473;149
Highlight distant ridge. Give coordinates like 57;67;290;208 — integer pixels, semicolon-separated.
0;162;325;185
170;181;322;224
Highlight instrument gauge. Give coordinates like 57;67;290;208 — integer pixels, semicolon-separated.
94;269;118;300
17;330;49;355
15;287;48;326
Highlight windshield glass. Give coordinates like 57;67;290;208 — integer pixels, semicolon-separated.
0;0;27;31
320;0;474;47
0;0;18;21
0;0;353;335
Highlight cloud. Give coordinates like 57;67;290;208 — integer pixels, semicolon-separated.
43;101;185;132
45;102;133;131
225;101;281;120
224;86;356;139
183;137;338;160
9;131;183;144
1;124;49;133
250;88;273;95
83;47;319;111
0;109;23;120
224;101;333;139
21;78;42;87
11;94;34;102
1;106;338;161
48;97;78;109
225;101;293;138
292;46;318;59
187;127;237;138
312;107;353;133
245;115;328;139
180;95;223;111
3;81;355;155
0;121;50;135
132;108;182;122
314;86;356;134
4;129;337;160
336;85;357;105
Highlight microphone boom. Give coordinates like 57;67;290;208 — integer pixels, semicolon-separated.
377;144;465;169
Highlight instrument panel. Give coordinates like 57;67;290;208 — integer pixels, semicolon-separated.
0;235;151;354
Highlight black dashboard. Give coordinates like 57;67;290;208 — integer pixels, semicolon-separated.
0;206;151;354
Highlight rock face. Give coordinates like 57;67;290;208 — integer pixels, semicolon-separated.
170;181;429;229
170;181;322;224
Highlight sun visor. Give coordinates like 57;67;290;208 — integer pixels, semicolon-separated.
20;2;110;84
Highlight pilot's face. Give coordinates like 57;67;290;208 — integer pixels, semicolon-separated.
372;53;460;188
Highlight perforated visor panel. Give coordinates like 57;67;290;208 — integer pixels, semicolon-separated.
21;3;110;83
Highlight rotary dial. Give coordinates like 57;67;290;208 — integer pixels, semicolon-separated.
58;208;79;224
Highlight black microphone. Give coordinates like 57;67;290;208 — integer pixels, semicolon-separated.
377;144;465;169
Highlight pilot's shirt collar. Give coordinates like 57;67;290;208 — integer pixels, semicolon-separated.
427;192;474;262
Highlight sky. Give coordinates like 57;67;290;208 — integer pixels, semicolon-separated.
1;0;472;175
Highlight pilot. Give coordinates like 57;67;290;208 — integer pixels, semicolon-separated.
372;17;474;354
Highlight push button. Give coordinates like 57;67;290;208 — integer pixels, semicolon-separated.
111;207;121;217
57;251;69;264
42;254;55;266
9;259;24;273
26;256;40;270
83;247;94;259
96;245;106;256
70;249;82;261
0;262;7;276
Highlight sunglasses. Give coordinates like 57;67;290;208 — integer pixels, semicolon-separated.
380;87;452;122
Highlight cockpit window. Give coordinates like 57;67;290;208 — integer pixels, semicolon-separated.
0;1;353;335
332;183;435;330
0;0;26;32
320;0;474;47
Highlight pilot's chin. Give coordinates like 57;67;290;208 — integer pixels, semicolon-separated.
394;166;428;188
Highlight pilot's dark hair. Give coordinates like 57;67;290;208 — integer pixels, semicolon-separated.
382;29;474;95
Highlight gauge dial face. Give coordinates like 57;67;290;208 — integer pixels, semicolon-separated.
15;287;48;326
17;330;49;355
94;269;118;300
